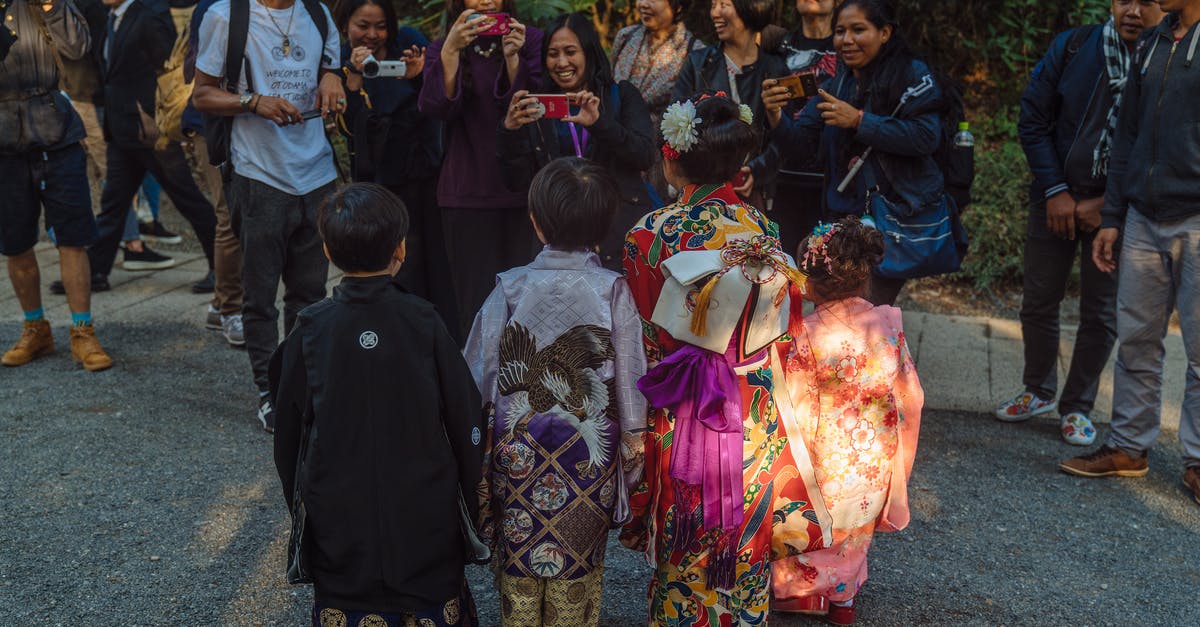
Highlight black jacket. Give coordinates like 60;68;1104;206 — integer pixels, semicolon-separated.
95;0;175;147
1019;24;1111;201
1103;14;1200;228
671;44;789;192
340;30;443;185
496;80;656;270
271;276;484;611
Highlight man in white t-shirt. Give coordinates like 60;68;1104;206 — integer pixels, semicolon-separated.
192;0;343;433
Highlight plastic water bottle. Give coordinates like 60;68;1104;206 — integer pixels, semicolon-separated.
954;122;975;148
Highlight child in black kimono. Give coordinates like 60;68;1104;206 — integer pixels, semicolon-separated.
271;183;486;627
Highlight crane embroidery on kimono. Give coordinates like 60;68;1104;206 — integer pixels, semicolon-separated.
497;322;617;471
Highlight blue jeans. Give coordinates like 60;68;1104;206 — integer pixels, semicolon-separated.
1107;209;1200;468
121;174;161;241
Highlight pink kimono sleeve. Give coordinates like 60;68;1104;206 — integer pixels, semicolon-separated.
879;327;923;532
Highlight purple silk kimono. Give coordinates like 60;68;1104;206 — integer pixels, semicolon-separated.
464;247;648;579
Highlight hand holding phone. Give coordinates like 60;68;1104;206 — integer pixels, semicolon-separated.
776;72;819;100
467;12;510;36
526;93;572;119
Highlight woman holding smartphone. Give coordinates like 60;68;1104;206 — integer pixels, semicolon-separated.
497;14;656;271
337;0;460;337
671;0;788;206
419;0;542;336
762;0;949;306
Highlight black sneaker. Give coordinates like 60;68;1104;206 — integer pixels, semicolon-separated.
49;274;110;295
122;245;176;271
191;270;215;294
138;220;182;245
257;396;276;434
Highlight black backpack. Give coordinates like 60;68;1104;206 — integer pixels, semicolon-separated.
198;0;330;173
934;77;974;210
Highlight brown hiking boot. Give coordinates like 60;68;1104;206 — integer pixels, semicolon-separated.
1185;467;1200;506
2;319;54;366
69;324;113;372
1060;445;1149;478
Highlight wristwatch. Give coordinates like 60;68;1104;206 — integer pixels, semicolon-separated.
239;93;253;112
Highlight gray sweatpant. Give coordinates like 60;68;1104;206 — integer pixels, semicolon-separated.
229;174;333;393
1107;209;1200;468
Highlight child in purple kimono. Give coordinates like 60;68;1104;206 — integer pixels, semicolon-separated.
464;157;648;626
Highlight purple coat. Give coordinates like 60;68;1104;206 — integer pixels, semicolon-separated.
419;27;543;209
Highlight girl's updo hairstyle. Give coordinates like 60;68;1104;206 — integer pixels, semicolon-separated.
672;94;760;185
799;216;885;300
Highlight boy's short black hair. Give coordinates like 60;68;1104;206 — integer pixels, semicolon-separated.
318;183;409;273
528;157;619;251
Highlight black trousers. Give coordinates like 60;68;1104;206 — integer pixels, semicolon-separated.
442;205;537;340
772;173;824;258
90;141;216;276
230;174;333;393
386;179;461;344
1019;199;1118;414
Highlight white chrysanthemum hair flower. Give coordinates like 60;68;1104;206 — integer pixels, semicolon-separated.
738;104;754;126
661;100;702;154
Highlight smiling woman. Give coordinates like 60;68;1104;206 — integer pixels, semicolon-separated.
495;14;657;271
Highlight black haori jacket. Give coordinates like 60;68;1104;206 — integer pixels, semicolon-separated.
270;275;484;612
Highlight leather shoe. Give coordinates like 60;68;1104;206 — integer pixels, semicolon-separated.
191;270;215;294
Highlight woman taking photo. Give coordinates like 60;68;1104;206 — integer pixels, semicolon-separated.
763;0;950;306
672;0;787;206
498;14;656;270
621;94;825;626
419;0;542;335
336;0;459;336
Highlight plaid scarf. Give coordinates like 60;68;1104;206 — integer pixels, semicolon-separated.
1094;17;1130;178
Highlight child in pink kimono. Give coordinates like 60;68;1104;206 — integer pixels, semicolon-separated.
772;217;923;625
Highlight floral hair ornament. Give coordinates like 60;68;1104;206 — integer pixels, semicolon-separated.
738;104;753;125
801;221;844;273
661;100;701;160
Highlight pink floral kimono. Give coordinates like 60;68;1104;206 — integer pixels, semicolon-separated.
772;296;923;603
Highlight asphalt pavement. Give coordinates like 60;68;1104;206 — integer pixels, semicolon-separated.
0;247;1197;625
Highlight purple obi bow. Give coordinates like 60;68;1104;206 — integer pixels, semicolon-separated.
637;344;744;536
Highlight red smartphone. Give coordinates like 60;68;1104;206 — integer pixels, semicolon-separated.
732;169;749;188
477;12;510;36
529;94;571;119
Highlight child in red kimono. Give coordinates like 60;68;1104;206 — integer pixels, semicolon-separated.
773;217;924;625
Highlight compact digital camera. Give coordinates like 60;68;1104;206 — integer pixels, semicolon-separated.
362;55;406;79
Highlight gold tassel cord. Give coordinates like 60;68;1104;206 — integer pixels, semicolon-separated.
687;236;809;338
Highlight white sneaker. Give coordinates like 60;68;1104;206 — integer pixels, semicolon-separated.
221;314;245;347
257;397;275;434
994;391;1057;423
1061;412;1097;446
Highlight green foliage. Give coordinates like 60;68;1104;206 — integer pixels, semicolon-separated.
959;135;1029;289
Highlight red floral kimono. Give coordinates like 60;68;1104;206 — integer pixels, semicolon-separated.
620;183;827;626
773;296;923;604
